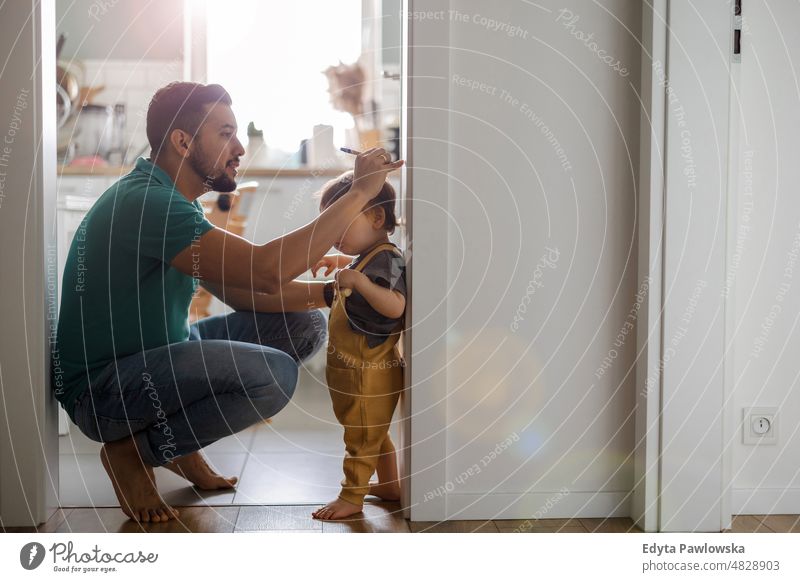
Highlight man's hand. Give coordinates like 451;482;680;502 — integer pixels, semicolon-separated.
352;148;404;198
312;254;355;277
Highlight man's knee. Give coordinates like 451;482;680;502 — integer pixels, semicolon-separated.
302;309;328;360
277;309;328;362
246;350;299;416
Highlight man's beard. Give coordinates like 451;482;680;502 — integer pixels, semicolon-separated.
188;142;238;193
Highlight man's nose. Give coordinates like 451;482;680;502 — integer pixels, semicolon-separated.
233;136;245;157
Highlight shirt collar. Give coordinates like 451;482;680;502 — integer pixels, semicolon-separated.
134;157;177;190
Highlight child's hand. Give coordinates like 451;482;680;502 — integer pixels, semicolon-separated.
312;254;354;277
335;269;366;293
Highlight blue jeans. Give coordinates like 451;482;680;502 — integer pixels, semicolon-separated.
72;309;327;467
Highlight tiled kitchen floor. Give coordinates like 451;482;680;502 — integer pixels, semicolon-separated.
58;365;358;507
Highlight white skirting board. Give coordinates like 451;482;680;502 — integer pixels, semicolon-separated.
442;491;631;521
732;489;800;516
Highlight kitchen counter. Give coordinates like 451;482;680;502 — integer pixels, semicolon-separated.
57;165;355;178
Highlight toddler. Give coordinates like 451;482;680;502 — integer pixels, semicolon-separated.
311;171;407;520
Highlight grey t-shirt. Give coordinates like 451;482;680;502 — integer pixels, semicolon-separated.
345;242;407;348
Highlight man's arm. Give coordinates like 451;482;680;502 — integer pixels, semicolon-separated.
171;149;403;293
201;279;327;312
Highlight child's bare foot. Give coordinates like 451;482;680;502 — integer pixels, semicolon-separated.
368;480;401;501
312;498;363;520
369;437;401;501
100;439;179;523
163;450;238;490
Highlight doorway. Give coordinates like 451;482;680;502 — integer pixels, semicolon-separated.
52;0;406;511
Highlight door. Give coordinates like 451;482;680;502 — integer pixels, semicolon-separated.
726;0;800;517
403;0;646;522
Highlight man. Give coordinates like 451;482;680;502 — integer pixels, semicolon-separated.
53;82;403;523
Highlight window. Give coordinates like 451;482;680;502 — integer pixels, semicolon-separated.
206;0;362;155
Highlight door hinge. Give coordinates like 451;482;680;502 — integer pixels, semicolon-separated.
733;0;742;62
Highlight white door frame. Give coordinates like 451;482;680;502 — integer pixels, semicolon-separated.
633;0;733;532
632;0;669;534
400;0;451;521
0;0;59;528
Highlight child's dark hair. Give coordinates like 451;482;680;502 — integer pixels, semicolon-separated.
318;171;398;234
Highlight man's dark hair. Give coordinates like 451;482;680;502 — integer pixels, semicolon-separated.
146;82;232;157
318;171;398;234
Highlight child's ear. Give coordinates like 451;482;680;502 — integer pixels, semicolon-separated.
370;207;387;230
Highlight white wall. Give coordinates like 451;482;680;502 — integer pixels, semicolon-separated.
0;0;59;527
408;0;642;519
730;0;800;515
56;0;184;61
66;59;183;163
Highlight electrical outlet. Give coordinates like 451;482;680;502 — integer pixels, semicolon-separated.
742;406;778;445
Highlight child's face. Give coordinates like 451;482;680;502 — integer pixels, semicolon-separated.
333;208;386;255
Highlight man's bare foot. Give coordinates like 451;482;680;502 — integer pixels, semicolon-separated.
100;439;179;523
312;498;363;520
163;451;238;490
368;480;401;501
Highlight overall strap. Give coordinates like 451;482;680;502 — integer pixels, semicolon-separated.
353;243;402;273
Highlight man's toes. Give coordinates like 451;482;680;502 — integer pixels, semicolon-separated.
139;509;151;523
163;507;177;520
213;475;236;489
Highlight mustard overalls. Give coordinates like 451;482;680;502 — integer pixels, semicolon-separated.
326;242;405;506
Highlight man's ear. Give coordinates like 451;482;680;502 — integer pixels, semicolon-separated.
168;128;192;159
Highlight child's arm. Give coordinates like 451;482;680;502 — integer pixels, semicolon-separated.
336;269;406;319
201;279;327;312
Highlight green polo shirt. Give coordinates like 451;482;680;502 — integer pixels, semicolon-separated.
53;157;215;421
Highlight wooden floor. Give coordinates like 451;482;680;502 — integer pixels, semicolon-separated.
12;367;799;534
3;506;798;533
